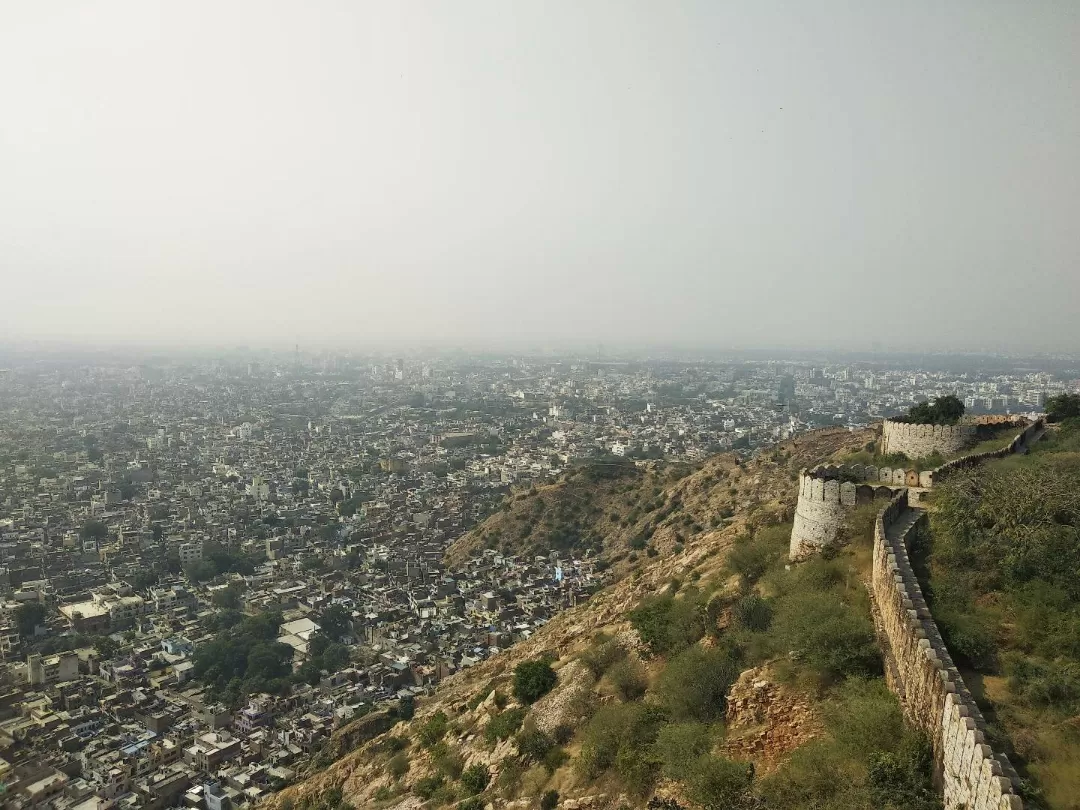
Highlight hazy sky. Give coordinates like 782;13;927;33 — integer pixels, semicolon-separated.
2;2;1078;352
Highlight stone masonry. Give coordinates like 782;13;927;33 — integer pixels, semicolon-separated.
880;419;977;458
799;418;1044;809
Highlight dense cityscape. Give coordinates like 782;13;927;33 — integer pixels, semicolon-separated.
0;348;1074;809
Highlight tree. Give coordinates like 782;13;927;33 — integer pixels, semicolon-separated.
184;559;219;583
93;635;120;659
1045;393;1080;422
81;520;108;542
513;658;557;704
130;570;159;591
904;395;965;425
15;602;46;639
212;585;243;610
318;604;352;640
460;763;490;795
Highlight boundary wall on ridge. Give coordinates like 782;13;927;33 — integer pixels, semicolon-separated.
881;416;1028;460
873;495;1023;810
867;417;1043;810
789;465;911;559
790;417;1036;559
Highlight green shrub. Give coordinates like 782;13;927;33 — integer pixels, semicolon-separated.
516;728;553;763
771;591;881;681
867;742;940;810
513;659;557;704
655;645;739;723
431;742;464;778
417;711;450;748
413;774;444;800
387;753;409;779
458;798;484;810
543;745;569;773
578;702;667;794
579;635;627;677
936;609;997;671
485;707;527;743
630;593;706;656
726;535;773;585
460;763;490;796
653;722;713;780
1008;657;1080;710
685;755;754;810
540;789;559;810
732;594;773;631
608;657;648;701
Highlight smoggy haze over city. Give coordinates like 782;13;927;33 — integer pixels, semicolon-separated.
1;2;1078;353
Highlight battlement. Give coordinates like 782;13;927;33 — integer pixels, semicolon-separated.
881;419;977;458
881;417;1028;460
873;495;1023;810
792;418;1038;560
790;466;910;559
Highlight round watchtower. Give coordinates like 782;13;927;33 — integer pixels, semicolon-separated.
880;419;977;459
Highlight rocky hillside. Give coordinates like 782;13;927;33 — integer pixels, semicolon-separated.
447;428;873;567
261;427;888;810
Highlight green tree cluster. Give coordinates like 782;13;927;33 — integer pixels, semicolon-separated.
902;394;965;425
193;611;293;705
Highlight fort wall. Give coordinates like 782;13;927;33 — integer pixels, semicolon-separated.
865;417;1043;810
789;464;911;559
881;419;977;458
872;495;1023;810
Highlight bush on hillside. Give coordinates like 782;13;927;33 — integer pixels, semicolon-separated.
513;658;557;704
653;722;713;781
578;702;668;793
629;592;707;656
655;645;740;723
417;711;449;748
460;763;490;795
485;707;527;743
579;634;627;677
1045;393;1080;422
771;590;881;682
685;755;755;810
608;657;648;701
732;594;773;632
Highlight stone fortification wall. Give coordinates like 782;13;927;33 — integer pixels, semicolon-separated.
872;495;1023;810
927;420;1044;487
790;419;1038;559
881;419;978;459
788;468;904;559
867;418;1043;810
881;417;1030;460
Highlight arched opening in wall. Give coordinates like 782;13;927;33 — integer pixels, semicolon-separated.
855;485;875;505
874;487;893;501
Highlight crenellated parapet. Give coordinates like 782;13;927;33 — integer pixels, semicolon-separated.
881;416;1029;460
881;419;978;458
789;466;908;559
873;494;1024;810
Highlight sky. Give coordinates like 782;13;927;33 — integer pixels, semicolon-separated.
1;2;1078;353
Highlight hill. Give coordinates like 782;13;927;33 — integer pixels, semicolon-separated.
259;427;943;810
446;428;874;567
